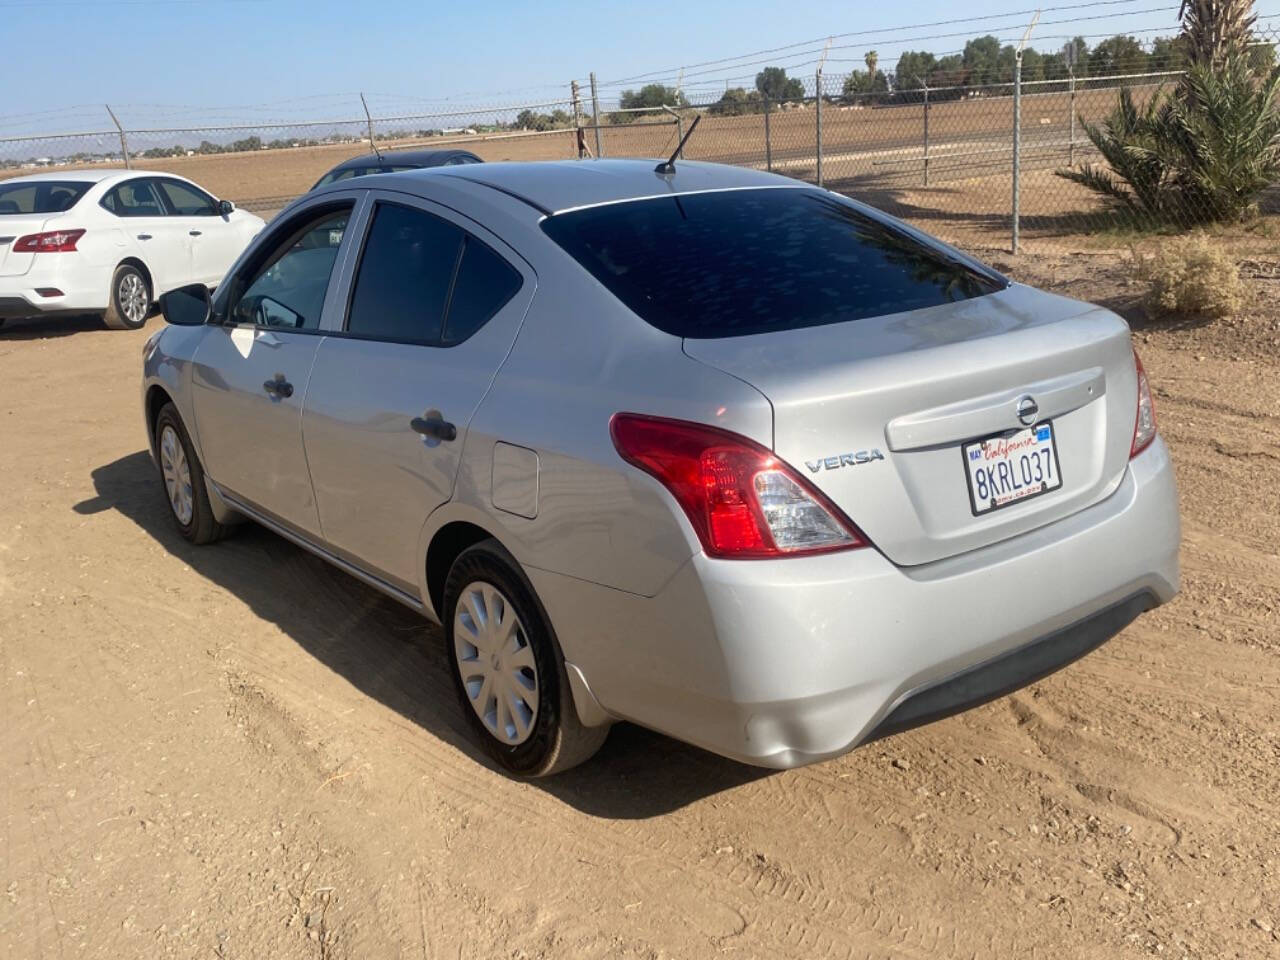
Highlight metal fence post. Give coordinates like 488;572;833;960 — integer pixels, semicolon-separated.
590;72;604;158
922;82;930;187
1012;55;1022;254
105;104;130;169
359;93;377;154
764;95;773;171
571;80;585;157
1068;68;1076;167
815;70;824;187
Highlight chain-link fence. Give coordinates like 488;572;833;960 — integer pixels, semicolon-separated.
3;26;1277;255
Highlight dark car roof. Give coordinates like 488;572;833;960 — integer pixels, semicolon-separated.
326;148;481;173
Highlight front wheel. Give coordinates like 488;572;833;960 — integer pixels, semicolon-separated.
103;263;150;330
154;402;231;544
444;540;608;777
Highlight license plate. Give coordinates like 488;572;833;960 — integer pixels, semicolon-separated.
962;421;1062;515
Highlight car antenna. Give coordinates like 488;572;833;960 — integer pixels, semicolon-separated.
359;93;384;162
654;115;700;175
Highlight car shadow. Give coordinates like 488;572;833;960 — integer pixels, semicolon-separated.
74;450;770;819
0;313;110;340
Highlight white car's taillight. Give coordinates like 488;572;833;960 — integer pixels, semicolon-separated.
1131;348;1157;458
14;228;85;253
610;413;868;559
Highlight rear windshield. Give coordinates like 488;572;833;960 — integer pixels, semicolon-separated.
0;180;92;215
541;188;1004;339
313;165;417;189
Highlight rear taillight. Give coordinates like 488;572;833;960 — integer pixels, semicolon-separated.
14;229;85;253
1130;348;1157;457
610;413;868;559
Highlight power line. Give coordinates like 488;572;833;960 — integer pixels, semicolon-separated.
598;0;1174;86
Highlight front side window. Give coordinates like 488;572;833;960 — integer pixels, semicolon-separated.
541;187;1005;339
102;179;165;218
0;180;91;215
224;206;350;330
158;178;216;216
345;201;522;345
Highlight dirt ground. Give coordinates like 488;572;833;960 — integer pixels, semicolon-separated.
2;251;1279;960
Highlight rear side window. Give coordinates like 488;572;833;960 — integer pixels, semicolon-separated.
345;201;522;346
102;179;165;217
541;188;1004;339
443;238;522;344
0;180;91;215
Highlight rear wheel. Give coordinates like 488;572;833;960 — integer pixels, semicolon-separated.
103;264;150;330
444;539;608;776
154;402;230;545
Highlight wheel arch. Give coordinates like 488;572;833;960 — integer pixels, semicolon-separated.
424;519;501;623
144;383;174;454
117;256;153;296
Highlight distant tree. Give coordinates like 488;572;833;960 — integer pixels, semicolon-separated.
1150;35;1191;70
709;87;763;115
864;50;878;77
614;83;683;123
1064;36;1091;77
1089;35;1149;76
841;69;889;104
962;35;1002;85
1042;52;1069;82
755;67;804;102
893;50;938;90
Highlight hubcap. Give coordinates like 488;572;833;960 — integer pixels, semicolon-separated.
119;273;147;325
453;581;539;746
159;425;194;525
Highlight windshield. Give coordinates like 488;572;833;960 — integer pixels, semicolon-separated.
0;180;92;215
541;188;1005;339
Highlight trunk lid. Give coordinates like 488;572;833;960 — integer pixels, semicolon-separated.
0;216;55;277
683;284;1139;566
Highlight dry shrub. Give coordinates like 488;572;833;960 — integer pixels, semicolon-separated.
1135;234;1245;318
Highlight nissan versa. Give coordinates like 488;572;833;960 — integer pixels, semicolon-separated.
141;159;1180;776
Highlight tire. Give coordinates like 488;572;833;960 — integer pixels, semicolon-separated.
153;402;231;545
444;539;608;777
102;263;150;330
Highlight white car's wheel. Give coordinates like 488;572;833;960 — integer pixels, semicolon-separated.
103;264;150;330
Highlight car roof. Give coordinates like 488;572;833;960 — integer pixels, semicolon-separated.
330;148;480;172
0;168;189;185
428;158;806;215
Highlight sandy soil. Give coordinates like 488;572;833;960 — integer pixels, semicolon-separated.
1;254;1278;959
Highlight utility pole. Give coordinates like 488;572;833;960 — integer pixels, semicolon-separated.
816;37;831;186
1012;10;1041;254
589;72;604;158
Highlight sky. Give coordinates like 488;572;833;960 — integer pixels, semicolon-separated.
3;0;1279;134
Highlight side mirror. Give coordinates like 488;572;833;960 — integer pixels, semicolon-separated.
160;284;212;326
217;199;235;216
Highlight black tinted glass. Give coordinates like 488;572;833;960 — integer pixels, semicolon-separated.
541;188;1003;339
0;180;91;215
105;180;165;218
346;203;462;343
442;238;522;344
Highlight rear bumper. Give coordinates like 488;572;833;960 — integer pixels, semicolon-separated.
0;272;108;318
530;436;1180;768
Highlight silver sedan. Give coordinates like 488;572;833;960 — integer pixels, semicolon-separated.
141;159;1180;776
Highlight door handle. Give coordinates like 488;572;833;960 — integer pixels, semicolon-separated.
263;375;294;399
137;233;152;241
189;230;202;236
410;415;457;442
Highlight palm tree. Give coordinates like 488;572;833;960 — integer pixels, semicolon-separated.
1178;0;1257;69
864;50;879;78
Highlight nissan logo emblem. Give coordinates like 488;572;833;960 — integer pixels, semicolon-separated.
1015;395;1040;427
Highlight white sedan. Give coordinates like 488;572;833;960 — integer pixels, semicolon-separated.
0;170;264;330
